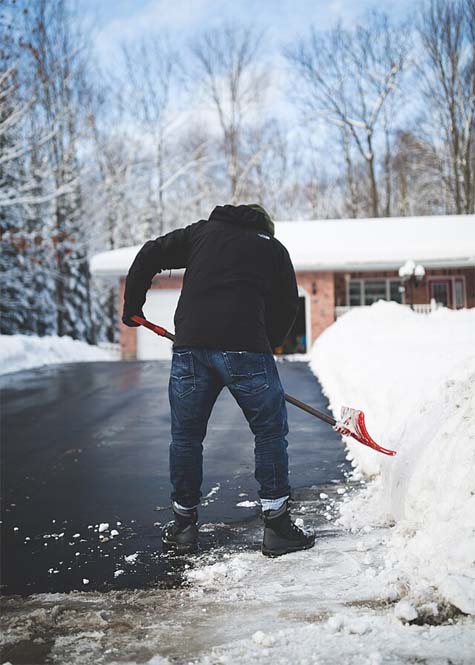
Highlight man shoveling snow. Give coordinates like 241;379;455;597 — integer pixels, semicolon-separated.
122;203;315;557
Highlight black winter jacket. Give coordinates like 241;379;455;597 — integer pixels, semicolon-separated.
122;204;299;352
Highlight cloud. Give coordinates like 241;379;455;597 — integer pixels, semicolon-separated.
90;0;414;74
93;0;214;62
92;0;354;63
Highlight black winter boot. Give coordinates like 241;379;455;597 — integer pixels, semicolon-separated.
162;503;199;554
262;499;315;557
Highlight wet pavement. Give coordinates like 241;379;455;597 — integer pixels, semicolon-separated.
1;359;350;595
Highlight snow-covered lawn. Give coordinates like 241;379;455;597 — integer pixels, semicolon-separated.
0;334;117;375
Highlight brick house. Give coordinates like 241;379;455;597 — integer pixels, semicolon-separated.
90;214;475;360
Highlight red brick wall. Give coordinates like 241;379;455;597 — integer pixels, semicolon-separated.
335;274;347;307
150;274;184;290
296;271;335;343
118;278;137;360
463;267;475;308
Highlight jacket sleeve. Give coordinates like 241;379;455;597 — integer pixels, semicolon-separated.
265;244;299;348
122;225;193;324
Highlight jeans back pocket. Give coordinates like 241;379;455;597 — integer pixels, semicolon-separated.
223;351;269;395
171;351;196;398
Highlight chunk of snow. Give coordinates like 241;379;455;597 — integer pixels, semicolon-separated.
394;600;418;622
327;614;345;632
114;569;125;578
110;529;119;537
82;578;90;585
124;553;139;564
187;557;250;585
98;523;109;533
204;483;221;499
236;500;258;508
319;492;329;499
252;630;274;646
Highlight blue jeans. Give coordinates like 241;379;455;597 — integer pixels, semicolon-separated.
169;347;291;508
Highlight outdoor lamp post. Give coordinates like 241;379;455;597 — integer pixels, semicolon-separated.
398;260;426;310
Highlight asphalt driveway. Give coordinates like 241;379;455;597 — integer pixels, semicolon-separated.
1;359;349;595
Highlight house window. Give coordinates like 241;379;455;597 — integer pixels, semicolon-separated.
364;280;387;305
428;277;465;309
389;280;403;303
349;280;363;306
348;278;404;306
454;278;465;309
430;281;451;307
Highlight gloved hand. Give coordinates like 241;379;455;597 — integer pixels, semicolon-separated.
122;309;144;327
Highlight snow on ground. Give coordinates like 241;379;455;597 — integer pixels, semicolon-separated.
311;302;475;616
183;524;474;665
3;492;474;665
2;303;474;664
276;352;312;362
0;334;116;375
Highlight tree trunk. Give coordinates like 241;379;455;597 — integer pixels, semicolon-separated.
367;134;379;217
342;129;358;217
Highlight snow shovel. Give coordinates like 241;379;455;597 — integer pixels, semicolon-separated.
131;315;396;457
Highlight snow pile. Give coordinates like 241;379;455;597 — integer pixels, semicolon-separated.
311;302;475;614
0;334;115;375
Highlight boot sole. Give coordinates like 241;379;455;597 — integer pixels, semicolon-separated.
261;537;316;558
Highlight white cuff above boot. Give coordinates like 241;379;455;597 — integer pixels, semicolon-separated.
260;495;289;512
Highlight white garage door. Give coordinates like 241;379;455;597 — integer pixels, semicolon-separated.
137;289;181;359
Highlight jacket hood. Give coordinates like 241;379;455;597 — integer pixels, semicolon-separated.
208;204;275;237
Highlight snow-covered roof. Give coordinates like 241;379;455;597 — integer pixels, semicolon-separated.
90;214;475;276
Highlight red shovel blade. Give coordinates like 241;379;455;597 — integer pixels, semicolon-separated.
334;406;397;456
